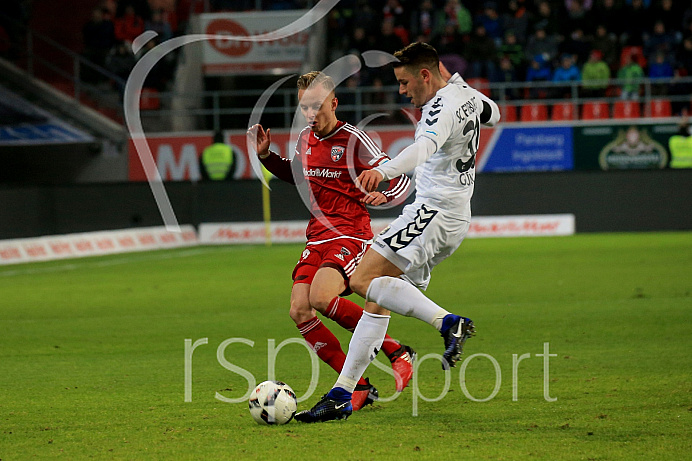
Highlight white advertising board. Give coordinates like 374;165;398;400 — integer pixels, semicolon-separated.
199;11;311;75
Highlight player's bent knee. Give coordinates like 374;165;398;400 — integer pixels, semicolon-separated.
307;292;332;314
349;272;370;299
289;300;313;324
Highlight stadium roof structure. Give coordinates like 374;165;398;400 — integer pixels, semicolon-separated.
0;85;94;146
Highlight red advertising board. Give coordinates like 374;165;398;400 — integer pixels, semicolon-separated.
128;127;495;182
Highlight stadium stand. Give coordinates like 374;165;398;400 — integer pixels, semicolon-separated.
2;0;691;132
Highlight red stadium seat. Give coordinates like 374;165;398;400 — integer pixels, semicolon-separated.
466;78;490;97
613;100;641;119
500;104;518;122
520;103;548;122
581;101;610;120
139;88;160;110
647;99;672;118
552;102;576;121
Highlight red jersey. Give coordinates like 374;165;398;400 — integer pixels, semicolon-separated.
260;121;410;243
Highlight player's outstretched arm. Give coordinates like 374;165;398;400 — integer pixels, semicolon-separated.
371;136;437;182
247;124;274;158
247;124;295;184
478;97;500;127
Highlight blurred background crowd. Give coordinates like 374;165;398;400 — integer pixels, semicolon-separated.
1;0;691;113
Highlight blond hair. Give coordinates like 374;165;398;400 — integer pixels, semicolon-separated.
296;71;336;93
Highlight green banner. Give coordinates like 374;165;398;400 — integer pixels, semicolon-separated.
573;123;678;170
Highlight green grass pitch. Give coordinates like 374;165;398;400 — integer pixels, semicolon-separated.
1;232;690;460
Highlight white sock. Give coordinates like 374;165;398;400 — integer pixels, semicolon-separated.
334;311;390;393
367;276;449;330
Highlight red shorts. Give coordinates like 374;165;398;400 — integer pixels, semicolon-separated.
292;238;368;296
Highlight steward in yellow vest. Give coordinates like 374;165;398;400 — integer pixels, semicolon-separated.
201;132;235;180
669;121;692;169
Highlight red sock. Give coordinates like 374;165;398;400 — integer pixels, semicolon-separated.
325;297;401;358
297;316;367;386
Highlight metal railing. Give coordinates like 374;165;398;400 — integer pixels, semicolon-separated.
139;75;692;132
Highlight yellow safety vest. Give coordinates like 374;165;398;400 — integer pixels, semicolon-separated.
668;135;692;169
202;143;233;180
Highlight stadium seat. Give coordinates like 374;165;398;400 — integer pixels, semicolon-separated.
581;101;610;120
613;100;641;119
139;88;160;110
647;99;672;118
466;78;490;97
551;102;576;121
500;104;518;122
520;103;548;122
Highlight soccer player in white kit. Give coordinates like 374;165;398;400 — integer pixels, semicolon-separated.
296;42;501;423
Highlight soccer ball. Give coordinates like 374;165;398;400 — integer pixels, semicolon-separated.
248;381;297;425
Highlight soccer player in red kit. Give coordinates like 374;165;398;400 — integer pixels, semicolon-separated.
247;71;414;410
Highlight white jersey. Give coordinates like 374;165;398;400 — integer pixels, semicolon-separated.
371;74;499;288
412;74;495;219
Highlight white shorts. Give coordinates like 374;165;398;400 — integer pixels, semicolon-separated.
371;202;470;290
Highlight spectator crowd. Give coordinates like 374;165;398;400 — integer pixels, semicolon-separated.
81;0;181;91
73;0;692;112
321;0;692;112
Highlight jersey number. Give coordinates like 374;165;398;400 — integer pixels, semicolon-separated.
455;117;480;179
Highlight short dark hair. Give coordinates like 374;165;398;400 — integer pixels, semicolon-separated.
392;42;440;74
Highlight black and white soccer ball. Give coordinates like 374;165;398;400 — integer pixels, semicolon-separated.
248;381;297;425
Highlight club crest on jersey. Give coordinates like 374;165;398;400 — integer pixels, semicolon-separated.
331;146;345;162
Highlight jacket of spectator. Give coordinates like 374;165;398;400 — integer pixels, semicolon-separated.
114;6;145;43
591;23;619;71
525;27;559;64
526;53;552;82
553;55;581;82
581;50;611;90
617;54;645;96
83;8;115;54
501;0;531;44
